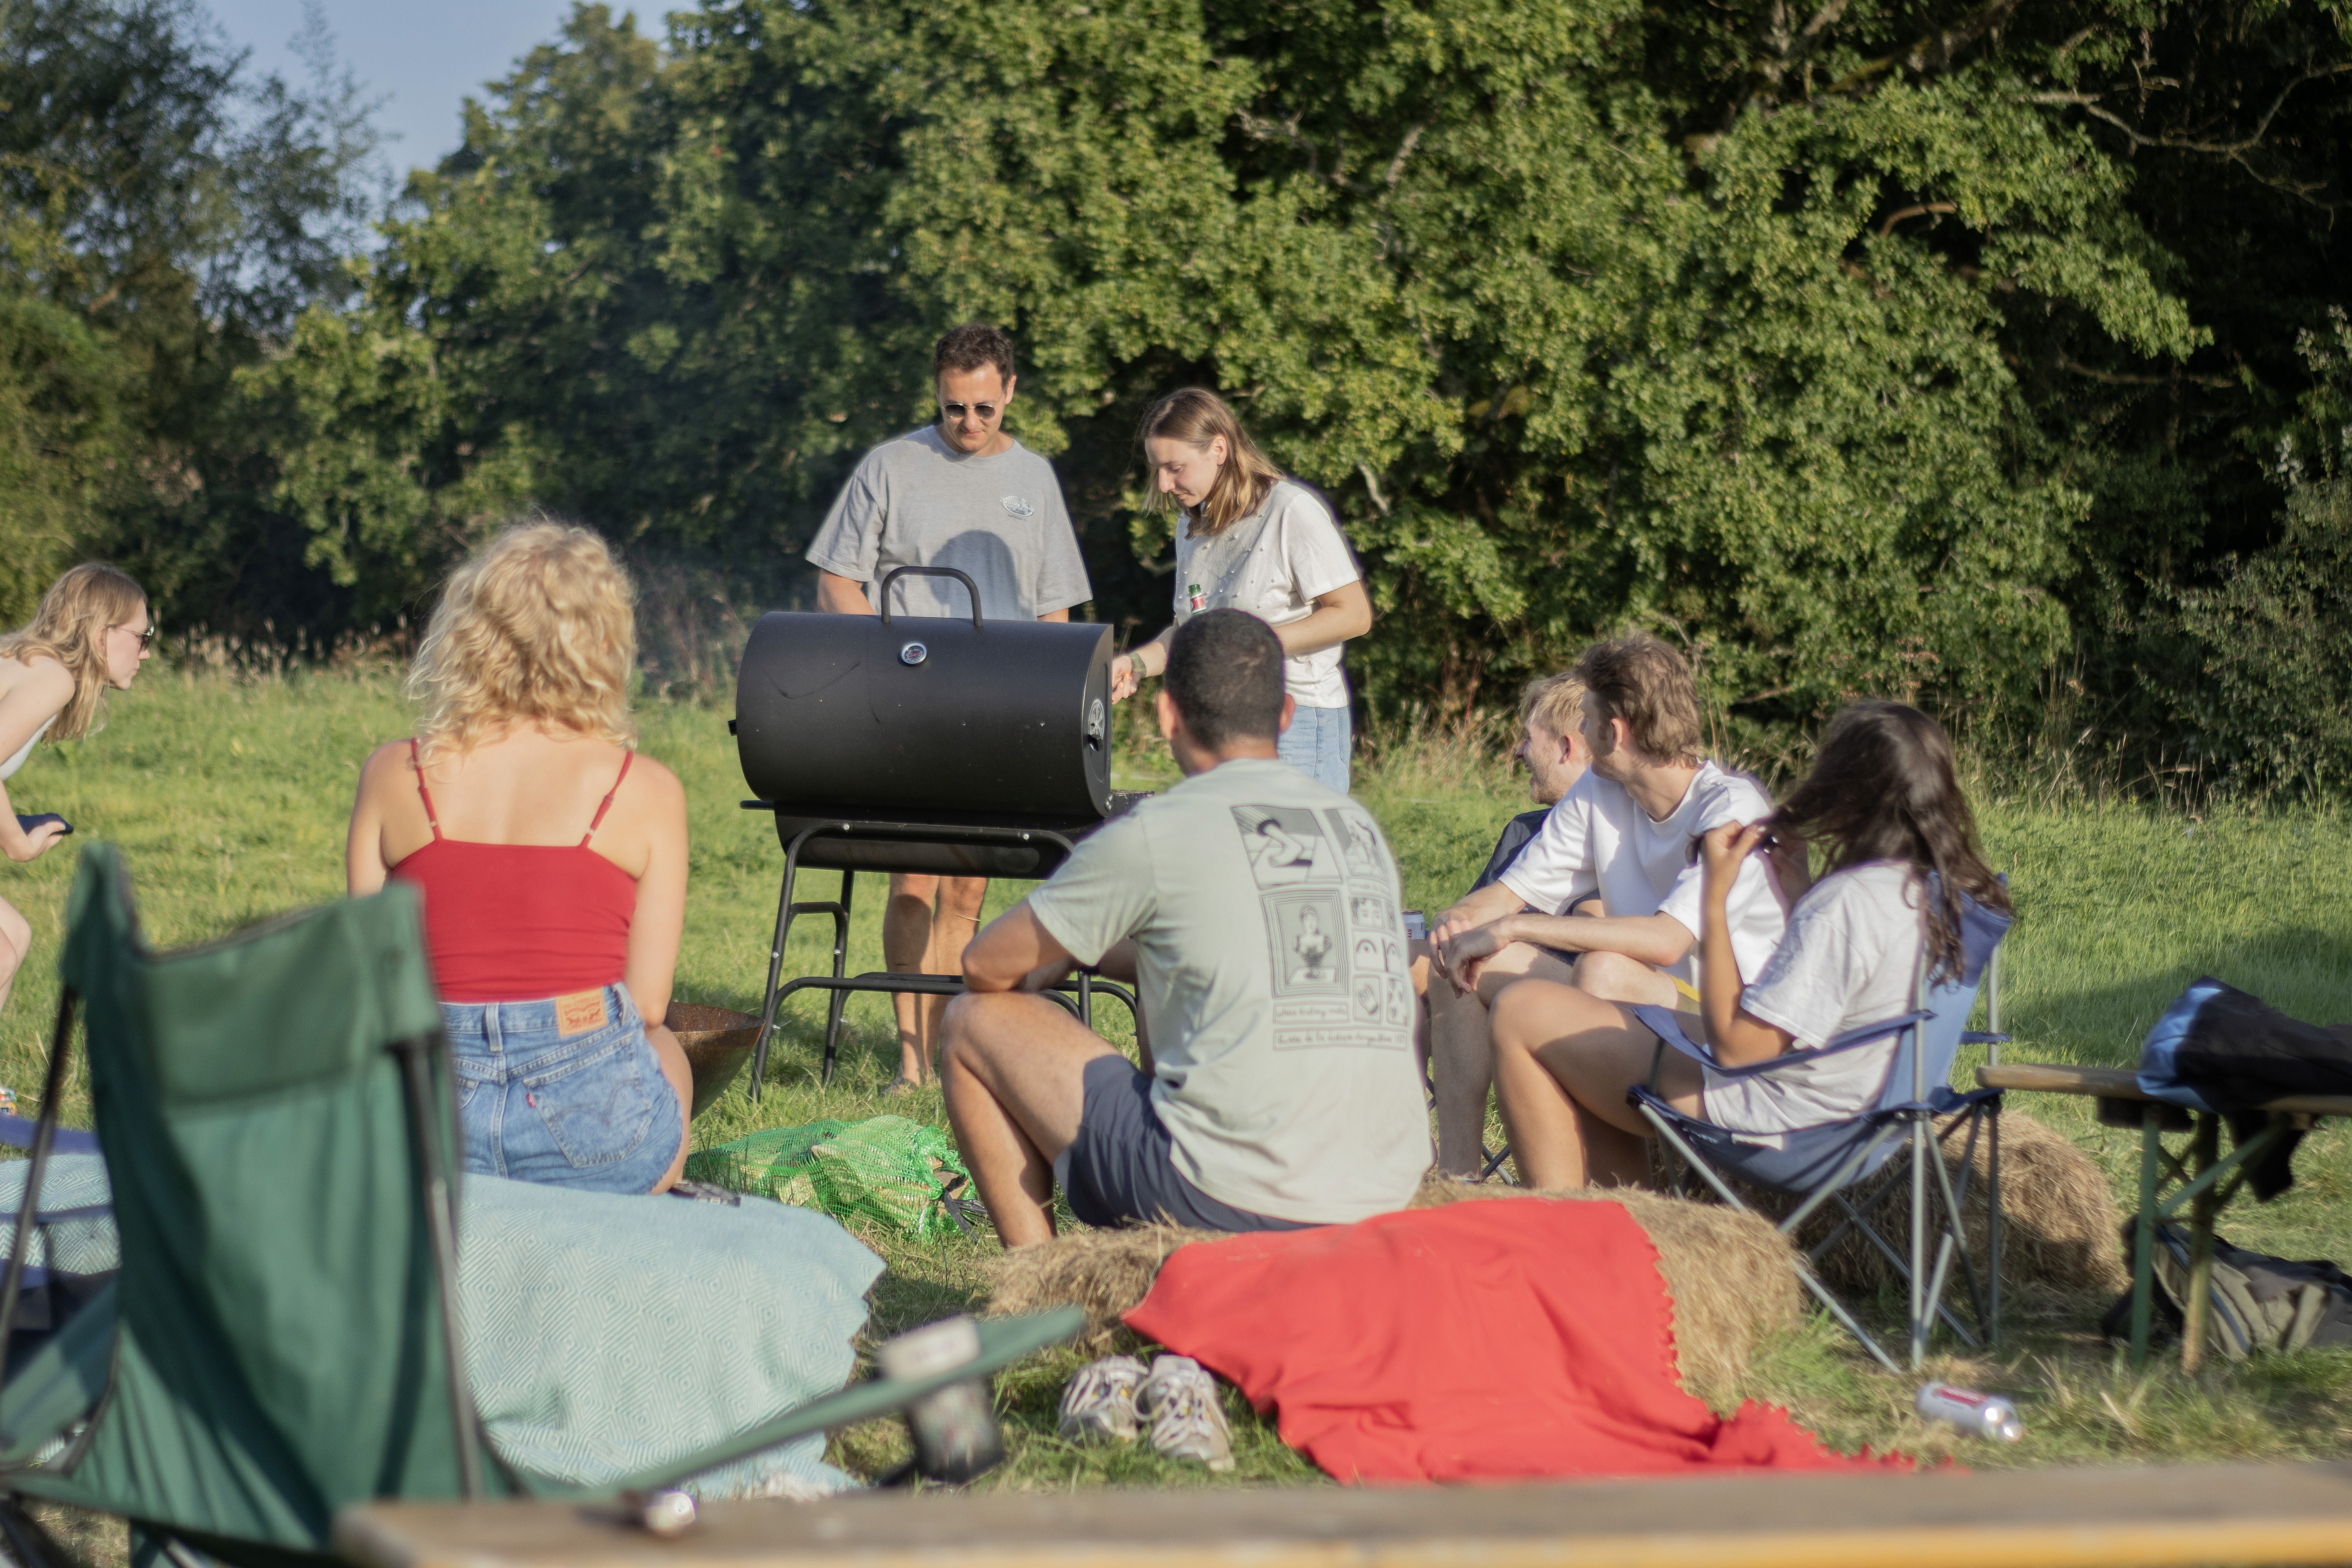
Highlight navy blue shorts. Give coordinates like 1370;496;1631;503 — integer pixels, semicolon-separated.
1055;1055;1309;1234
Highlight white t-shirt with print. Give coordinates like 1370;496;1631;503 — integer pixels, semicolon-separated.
1497;763;1786;984
1702;861;1928;1134
1172;479;1359;708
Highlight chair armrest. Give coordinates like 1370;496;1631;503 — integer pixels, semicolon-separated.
1695;1009;1935;1082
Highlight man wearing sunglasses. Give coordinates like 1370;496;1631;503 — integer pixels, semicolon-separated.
805;321;1093;1093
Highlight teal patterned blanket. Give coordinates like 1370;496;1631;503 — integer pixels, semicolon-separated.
1;1155;884;1499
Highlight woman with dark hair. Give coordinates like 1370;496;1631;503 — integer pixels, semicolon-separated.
1489;701;2011;1190
1108;389;1373;793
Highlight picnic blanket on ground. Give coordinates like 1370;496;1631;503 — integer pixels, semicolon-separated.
1124;1199;1908;1484
462;1174;883;1498
1;1158;883;1499
0;1154;119;1280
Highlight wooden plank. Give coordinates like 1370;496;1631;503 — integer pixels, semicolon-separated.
1976;1064;2352;1116
1977;1064;2147;1099
336;1461;2352;1568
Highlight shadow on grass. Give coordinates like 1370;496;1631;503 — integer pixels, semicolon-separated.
1998;925;2352;1073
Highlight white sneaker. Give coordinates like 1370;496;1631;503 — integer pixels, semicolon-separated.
1138;1354;1233;1471
1057;1354;1148;1444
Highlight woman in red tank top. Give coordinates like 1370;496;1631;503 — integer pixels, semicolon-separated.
346;522;692;1194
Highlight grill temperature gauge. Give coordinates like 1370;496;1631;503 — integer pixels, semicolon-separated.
899;641;928;666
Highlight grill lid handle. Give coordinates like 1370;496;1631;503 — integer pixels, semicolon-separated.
876;566;984;633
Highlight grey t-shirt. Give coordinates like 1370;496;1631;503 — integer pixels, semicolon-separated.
1027;757;1432;1224
804;425;1092;621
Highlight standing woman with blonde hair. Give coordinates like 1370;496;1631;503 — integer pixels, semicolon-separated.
1109;390;1373;793
347;522;693;1194
0;565;154;1009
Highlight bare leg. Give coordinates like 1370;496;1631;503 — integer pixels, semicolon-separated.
1423;942;1577;1176
1428;974;1493;1175
1490;979;1702;1190
1571;948;1687;1009
0;898;29;1017
916;876;988;1076
885;872;939;1084
646;1021;693;1192
939;990;1119;1249
884;875;989;1085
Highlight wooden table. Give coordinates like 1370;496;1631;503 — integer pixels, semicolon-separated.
1976;1062;2352;1369
336;1461;2352;1568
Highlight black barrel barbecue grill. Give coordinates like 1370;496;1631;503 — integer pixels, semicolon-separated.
735;566;1142;1094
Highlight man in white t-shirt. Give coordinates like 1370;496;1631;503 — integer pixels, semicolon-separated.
1431;636;1793;1021
938;610;1430;1249
804;322;1093;1092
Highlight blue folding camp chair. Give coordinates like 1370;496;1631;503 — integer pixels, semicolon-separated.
1627;893;2012;1371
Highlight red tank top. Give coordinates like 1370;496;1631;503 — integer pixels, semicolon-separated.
390;740;639;1004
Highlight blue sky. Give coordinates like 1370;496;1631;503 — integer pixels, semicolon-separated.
205;0;589;174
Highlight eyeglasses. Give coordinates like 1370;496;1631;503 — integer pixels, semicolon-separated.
115;624;156;651
940;401;1001;422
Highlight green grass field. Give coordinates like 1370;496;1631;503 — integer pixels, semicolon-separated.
3;669;2349;1497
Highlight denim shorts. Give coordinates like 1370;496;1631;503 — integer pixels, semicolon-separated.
1053;1055;1309;1234
442;982;682;1194
1277;702;1353;794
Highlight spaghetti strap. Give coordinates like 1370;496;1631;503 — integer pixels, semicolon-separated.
581;751;633;846
408;739;443;840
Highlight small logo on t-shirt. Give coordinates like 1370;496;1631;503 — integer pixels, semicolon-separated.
1001;495;1036;518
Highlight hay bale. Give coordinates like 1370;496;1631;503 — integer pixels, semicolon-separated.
979;1175;1800;1411
980;1223;1216;1350
1736;1107;2125;1306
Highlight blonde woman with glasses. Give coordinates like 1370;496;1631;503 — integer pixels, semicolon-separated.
0;565;154;1010
346;522;693;1194
1110;389;1373;793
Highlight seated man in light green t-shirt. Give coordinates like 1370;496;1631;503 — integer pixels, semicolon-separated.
939;610;1432;1249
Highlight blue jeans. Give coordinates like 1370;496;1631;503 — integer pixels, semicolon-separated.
442;983;682;1193
1278;702;1353;794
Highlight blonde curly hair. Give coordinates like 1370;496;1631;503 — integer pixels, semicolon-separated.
0;564;148;741
408;521;637;758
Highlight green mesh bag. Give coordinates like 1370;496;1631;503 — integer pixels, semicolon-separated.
805;1116;974;1239
684;1119;850;1199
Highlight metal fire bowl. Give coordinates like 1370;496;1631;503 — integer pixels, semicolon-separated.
666;1002;760;1118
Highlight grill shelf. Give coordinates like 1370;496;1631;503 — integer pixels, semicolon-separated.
737;811;1143;1094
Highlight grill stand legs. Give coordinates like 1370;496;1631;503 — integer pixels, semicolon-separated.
745;816;1136;1100
750;829;851;1099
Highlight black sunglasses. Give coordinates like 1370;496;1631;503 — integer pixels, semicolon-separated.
118;624;156;651
940;400;1002;421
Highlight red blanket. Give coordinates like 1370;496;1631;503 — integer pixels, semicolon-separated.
1123;1198;1908;1484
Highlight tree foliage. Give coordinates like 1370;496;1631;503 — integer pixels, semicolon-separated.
13;0;2352;784
0;0;381;630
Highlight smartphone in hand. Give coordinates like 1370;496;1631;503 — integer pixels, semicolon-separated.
16;814;72;838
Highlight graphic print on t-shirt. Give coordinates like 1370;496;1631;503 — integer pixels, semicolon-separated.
1231;804;1412;1047
1234;804;1327;887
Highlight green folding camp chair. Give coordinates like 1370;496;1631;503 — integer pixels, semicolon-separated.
0;844;1077;1566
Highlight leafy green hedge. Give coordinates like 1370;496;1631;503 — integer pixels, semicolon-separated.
7;0;2351;788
